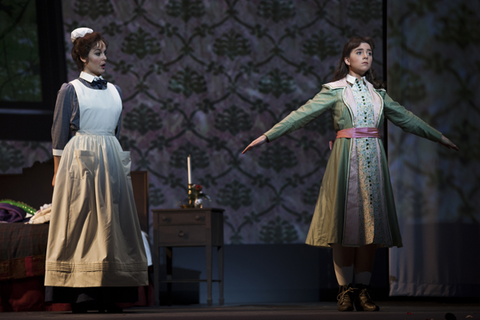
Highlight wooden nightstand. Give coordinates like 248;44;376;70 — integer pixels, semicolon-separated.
152;208;224;306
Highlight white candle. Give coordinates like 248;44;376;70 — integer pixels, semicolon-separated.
187;155;192;184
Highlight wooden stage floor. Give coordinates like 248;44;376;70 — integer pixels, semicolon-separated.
1;301;479;320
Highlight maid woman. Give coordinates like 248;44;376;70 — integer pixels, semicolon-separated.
243;37;458;312
45;27;147;313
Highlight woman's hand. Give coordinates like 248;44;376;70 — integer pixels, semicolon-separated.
242;135;267;154
439;135;459;151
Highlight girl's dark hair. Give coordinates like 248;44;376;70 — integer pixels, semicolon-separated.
331;37;384;89
71;31;108;72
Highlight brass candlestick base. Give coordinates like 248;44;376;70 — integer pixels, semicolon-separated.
188;183;195;208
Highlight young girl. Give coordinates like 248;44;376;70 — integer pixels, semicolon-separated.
243;37;458;312
45;28;147;313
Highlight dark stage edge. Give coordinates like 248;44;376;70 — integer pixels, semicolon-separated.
2;302;480;320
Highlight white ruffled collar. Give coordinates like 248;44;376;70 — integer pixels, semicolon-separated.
79;71;104;83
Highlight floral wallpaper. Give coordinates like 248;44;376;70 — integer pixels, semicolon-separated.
1;0;384;244
387;0;480;296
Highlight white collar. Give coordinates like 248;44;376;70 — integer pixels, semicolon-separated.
346;74;366;86
79;71;104;83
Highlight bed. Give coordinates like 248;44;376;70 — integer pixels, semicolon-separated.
0;160;153;311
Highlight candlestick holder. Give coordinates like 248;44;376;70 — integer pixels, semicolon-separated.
188;183;195;208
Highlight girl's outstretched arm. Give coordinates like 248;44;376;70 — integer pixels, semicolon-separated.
242;135;267;154
439;135;459;151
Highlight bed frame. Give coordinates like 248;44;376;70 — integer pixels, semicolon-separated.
0;160;151;311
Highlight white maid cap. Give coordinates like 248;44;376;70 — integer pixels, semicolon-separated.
71;27;94;43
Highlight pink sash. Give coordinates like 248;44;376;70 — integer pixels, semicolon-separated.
329;127;380;150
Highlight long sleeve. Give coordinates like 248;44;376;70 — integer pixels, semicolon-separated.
381;91;442;143
51;83;79;156
263;86;338;142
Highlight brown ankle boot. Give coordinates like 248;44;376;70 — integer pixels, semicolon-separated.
337;284;356;311
354;284;379;311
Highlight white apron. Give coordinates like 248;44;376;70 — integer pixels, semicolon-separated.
45;80;148;287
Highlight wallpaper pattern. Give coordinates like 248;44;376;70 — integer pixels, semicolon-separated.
387;1;479;226
387;0;480;296
1;0;384;244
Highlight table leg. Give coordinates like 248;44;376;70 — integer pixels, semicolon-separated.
218;245;224;305
154;243;159;306
166;246;173;306
206;244;212;306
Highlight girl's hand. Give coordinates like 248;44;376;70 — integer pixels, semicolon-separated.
242;135;267;154
440;135;459;151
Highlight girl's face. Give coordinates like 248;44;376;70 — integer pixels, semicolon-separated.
80;41;107;77
344;42;372;79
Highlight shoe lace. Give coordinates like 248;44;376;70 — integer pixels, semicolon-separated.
337;287;355;303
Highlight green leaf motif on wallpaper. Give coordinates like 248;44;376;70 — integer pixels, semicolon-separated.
213;30;251;61
250;99;270;113
244;211;262;225
302;30;338;61
169;67;207;97
251;174;271;188
294;210;313;224
347;0;382;23
0;142;24;173
405;0;437;16
196;98;215;113
258;68;296;98
121;28;161;59
73;0;113;20
169;142;209;170
388;63;425;103
259;216;298;244
198;173;217;188
118;136;135;151
123;103;162;135
193;24;213;38
113;60;133;74
257;0;296;23
229;231;243;244
303;113;334;135
435;4;480;48
149;184;165;206
249;24;269;38
161;173;185;189
214;105;252;135
303;182;321;205
217;180;252;211
422;52;452;75
259;144;297;173
150;136;171;151
102;22;123;36
206;137;228;152
166;0;206;22
205;61;226;76
152;61;170;75
240;61;259;76
159;98;181;113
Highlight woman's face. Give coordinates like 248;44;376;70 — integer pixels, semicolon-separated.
80;41;107;77
344;42;372;78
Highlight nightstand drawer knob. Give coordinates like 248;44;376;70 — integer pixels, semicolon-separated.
195;215;204;221
162;216;171;222
178;231;185;237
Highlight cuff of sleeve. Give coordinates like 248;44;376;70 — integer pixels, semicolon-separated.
52;149;63;156
263;134;270;143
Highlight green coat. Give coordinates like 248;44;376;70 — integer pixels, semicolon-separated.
263;78;442;248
